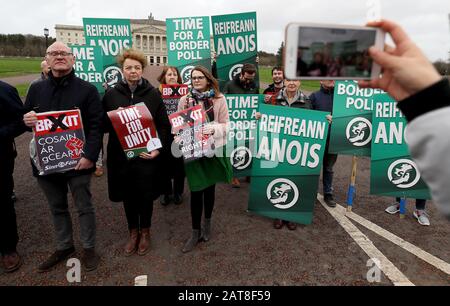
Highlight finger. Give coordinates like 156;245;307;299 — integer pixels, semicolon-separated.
369;47;398;70
367;19;411;46
384;44;395;55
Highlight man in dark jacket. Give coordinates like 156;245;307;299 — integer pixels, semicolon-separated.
0;81;27;273
223;63;259;94
309;80;338;207
23;42;103;272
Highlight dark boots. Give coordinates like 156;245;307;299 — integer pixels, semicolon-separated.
137;228;151;256
201;218;211;242
182;229;200;253
124;229;139;256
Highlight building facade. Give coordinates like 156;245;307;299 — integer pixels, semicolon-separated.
55;14;168;66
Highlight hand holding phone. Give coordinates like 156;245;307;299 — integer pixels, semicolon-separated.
284;23;385;80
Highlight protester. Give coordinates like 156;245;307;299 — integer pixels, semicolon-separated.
307;52;327;77
178;66;232;253
297;48;308;77
102;49;171;256
0;81;26;273
223;63;259;187
157;66;185;206
358;19;450;219
310;80;338;207
23;42;103;272
263;66;285;105
385;198;430;226
29;60;50;87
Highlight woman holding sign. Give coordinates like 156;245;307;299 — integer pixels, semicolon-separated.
102;49;171;256
157;66;185;206
177;66;233;253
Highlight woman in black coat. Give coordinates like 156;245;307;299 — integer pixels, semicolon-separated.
102;49;171;256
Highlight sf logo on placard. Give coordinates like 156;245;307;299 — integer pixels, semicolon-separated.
388;159;421;189
346;117;372;147
229;64;243;81
267;178;299;210
104;66;123;88
230;147;252;170
181;65;195;85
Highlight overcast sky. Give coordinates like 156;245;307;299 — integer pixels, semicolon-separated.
1;0;449;61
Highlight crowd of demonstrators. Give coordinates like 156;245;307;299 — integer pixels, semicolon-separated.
23;42;103;272
178;66;233;253
223;63;258;188
2;19;449;275
102;49;171;256
157;66;186;206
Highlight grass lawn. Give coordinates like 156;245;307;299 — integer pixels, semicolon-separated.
259;66;321;93
0;57;42;78
15;83;31;98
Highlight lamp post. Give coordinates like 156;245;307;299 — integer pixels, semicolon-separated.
44;28;49;49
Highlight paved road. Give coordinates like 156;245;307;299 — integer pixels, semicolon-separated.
0;74;40;86
1;131;449;285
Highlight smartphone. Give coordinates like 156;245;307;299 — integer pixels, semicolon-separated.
284;23;385;80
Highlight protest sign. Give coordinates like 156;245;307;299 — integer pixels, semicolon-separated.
33;109;85;175
370;93;430;199
107;103;162;160
169;105;214;163
72;45;104;94
161;84;189;116
166;16;211;84
248;104;330;224
211;12;259;90
83;18;132;88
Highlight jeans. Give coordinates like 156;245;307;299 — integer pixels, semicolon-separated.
0;153;18;255
37;174;96;250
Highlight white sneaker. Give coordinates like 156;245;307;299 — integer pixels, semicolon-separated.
385;203;400;214
413;210;430;226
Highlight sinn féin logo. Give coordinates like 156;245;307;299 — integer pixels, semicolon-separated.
229;64;243;81
104;66;123;88
181;65;195;85
266;178;299;210
388;159;421;189
346;117;372;147
126;151;135;159
230;147;252;170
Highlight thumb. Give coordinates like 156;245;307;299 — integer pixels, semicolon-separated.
369;47;398;70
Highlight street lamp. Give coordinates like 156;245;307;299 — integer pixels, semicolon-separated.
44;28;49;49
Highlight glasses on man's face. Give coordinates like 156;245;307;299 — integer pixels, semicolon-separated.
191;76;206;81
46;51;73;57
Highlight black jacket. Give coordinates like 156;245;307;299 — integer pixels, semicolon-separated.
24;70;103;176
223;75;259;94
0;81;26;156
102;78;172;202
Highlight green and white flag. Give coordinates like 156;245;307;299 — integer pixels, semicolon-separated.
83;18;132;88
71;45;104;95
211;12;259;90
225;94;261;177
370;93;430;199
166;16;212;84
249;104;330;224
329;81;384;156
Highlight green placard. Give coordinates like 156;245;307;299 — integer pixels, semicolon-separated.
225;94;261;177
248;104;330;224
211;12;259;90
166;16;212;84
370;93;431;199
71;45;104;95
329;81;384;156
83;18;132;87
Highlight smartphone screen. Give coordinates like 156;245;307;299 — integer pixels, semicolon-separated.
295;26;377;78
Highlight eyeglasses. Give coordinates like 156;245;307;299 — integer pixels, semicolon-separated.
46;51;73;57
191;76;206;81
